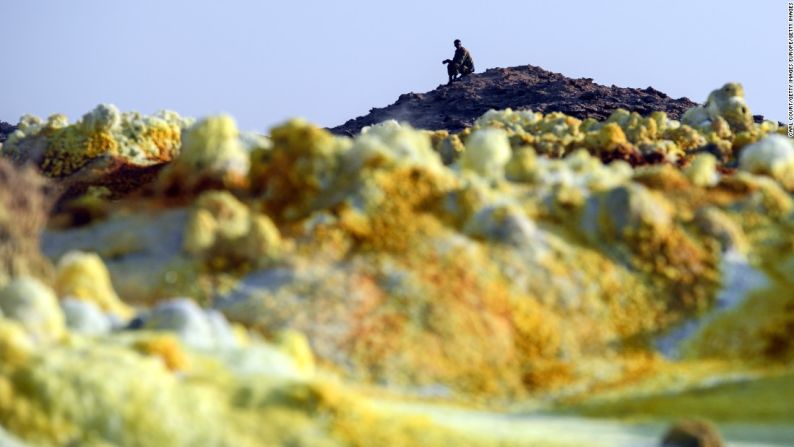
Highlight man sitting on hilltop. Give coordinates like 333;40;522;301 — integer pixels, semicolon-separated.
442;39;474;85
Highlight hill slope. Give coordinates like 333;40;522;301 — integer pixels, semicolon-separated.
330;64;718;135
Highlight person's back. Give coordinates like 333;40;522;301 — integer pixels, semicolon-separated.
458;46;474;75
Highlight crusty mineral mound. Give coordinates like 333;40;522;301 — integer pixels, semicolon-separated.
3;81;793;446
661;420;725;447
329;64;769;135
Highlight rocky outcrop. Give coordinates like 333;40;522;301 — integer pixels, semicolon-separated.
0;121;15;143
331;64;703;135
330;65;778;136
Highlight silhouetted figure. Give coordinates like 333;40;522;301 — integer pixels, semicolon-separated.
442;39;474;84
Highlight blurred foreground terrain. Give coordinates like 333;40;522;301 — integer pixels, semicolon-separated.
0;66;793;446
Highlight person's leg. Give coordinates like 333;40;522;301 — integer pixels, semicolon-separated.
447;63;457;84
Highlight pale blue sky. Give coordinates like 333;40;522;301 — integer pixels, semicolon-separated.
0;1;782;131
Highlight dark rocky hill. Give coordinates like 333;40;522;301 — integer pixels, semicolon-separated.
329;64;768;136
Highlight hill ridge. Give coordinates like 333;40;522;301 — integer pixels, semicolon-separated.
329;64;721;135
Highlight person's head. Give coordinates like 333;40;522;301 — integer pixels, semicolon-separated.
454;39;461;48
